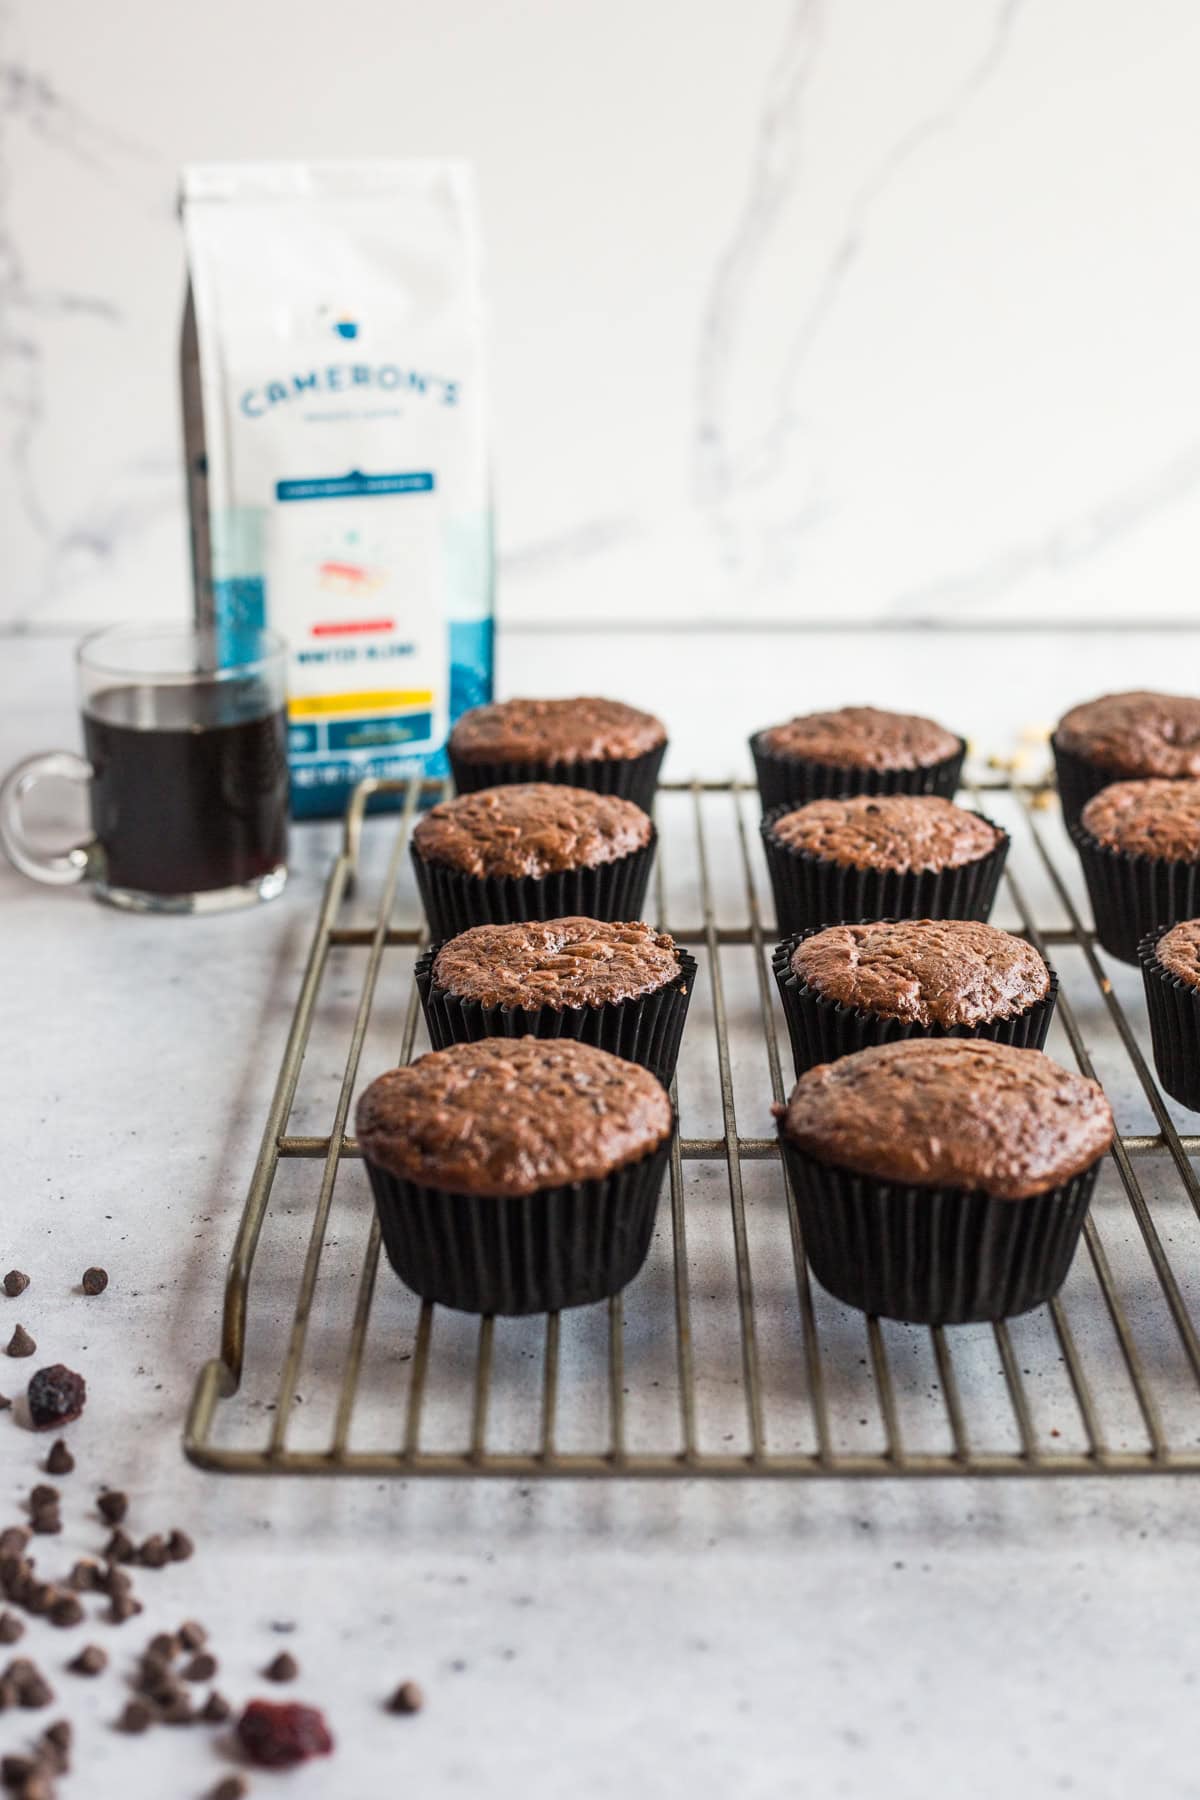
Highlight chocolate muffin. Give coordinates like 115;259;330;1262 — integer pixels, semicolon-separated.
1053;690;1200;826
760;793;1008;937
410;783;656;938
416;918;696;1085
772;918;1057;1077
1140;918;1200;1111
751;705;965;812
449;697;667;812
776;1038;1114;1323
1070;778;1200;963
356;1037;674;1314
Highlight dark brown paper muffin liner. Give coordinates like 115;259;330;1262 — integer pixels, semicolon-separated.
750;732;966;815
771;925;1058;1079
759;804;1009;938
1051;733;1140;830
1138;925;1200;1110
448;741;666;815
411;830;657;939
1069;819;1200;965
415;945;697;1088
778;1135;1102;1324
364;1130;674;1316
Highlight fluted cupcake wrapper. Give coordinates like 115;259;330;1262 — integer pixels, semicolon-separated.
759;805;1009;939
1069;820;1200;965
770;926;1058;1080
1138;926;1200;1111
364;1131;674;1316
778;1136;1102;1324
1051;733;1135;830
750;732;966;815
411;831;658;939
448;741;667;816
415;946;697;1088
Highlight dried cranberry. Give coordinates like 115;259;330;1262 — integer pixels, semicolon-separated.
27;1365;87;1431
236;1699;333;1768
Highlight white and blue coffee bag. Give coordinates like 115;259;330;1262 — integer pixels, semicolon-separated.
180;161;492;817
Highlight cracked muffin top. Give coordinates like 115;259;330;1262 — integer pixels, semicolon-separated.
431;917;684;1010
758;706;960;771
767;794;1002;873
450;697;666;766
1056;691;1200;778
412;784;653;880
356;1037;673;1196
777;1038;1113;1200
1080;779;1200;861
789;919;1050;1028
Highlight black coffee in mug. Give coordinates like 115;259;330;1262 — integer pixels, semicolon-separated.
83;678;288;897
0;624;290;914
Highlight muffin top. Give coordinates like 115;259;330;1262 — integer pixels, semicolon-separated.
412;784;653;880
432;917;684;1011
777;1038;1113;1200
759;706;959;771
1056;690;1200;776
790;919;1050;1029
768;794;1002;873
450;697;666;766
1079;779;1200;861
1156;919;1200;989
355;1037;673;1196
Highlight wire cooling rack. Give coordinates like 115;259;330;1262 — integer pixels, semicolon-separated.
184;775;1200;1477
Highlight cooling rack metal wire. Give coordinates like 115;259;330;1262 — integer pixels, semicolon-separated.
184;775;1200;1478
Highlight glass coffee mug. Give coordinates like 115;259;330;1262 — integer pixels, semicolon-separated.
0;624;290;913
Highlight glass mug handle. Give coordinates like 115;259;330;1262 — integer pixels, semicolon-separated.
0;752;96;886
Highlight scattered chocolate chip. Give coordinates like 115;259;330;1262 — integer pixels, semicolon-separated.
96;1490;127;1526
43;1719;71;1754
0;1395;10;1411
30;1508;61;1537
138;1652;176;1696
26;1366;86;1431
0;1530;29;1558
48;1595;83;1629
39;1717;72;1772
100;1565;131;1599
81;1268;108;1296
117;1697;153;1733
138;1535;169;1569
29;1486;58;1512
5;1326;35;1359
0;1613;22;1645
159;1694;194;1725
0;1754;35;1786
263;1651;298;1682
167;1530;194;1563
177;1620;206;1651
2;1273;29;1299
237;1698;333;1767
103;1529;135;1565
108;1591;142;1625
147;1632;178;1661
388;1679;424;1714
67;1644;106;1676
200;1689;232;1723
182;1651;217;1682
209;1778;248;1800
66;1561;100;1593
6;1660;54;1709
44;1442;74;1477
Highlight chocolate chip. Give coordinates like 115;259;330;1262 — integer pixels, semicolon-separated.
27;1365;86;1431
182;1651;217;1682
177;1620;206;1651
0;1395;10;1411
96;1490;127;1526
147;1632;179;1660
208;1777;248;1800
81;1268;108;1296
108;1590;142;1625
103;1529;135;1565
167;1530;194;1563
5;1326;35;1359
0;1754;35;1786
67;1561;100;1593
48;1595;83;1629
44;1442;74;1477
264;1650;298;1682
2;1273;29;1299
29;1486;58;1512
200;1689;231;1724
67;1644;106;1675
137;1652;176;1697
159;1693;194;1725
10;1662;54;1708
40;1717;72;1771
388;1679;424;1714
0;1530;29;1558
100;1564;131;1599
30;1508;61;1537
117;1697;153;1733
138;1535;169;1569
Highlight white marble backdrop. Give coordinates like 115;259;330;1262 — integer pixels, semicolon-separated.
3;0;1199;631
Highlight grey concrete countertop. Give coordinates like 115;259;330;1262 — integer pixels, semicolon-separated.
2;629;1199;1800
